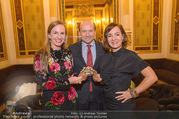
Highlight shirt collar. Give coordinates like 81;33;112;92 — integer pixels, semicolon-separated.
111;48;124;56
82;40;95;48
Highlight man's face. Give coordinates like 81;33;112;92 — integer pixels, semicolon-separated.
79;20;96;44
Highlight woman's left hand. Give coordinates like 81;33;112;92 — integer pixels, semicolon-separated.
115;89;132;103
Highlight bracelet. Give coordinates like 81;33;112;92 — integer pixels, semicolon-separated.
130;88;139;98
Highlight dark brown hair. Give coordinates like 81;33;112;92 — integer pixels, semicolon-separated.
103;22;128;52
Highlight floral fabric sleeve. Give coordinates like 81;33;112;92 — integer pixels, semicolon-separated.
34;51;49;91
34;50;75;91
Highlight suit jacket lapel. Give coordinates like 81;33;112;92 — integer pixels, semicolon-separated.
77;41;86;67
93;40;100;69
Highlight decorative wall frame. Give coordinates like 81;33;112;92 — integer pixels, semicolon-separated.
133;0;163;53
10;0;45;58
65;10;73;46
114;0;119;23
170;0;179;54
58;0;65;22
0;2;7;61
63;0;120;44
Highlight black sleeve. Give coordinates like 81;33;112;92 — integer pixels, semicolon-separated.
131;52;150;78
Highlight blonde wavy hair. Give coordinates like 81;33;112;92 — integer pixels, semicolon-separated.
40;20;67;73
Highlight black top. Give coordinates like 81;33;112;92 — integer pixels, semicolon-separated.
34;48;78;110
100;48;149;110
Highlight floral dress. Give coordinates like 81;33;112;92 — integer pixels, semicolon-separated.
34;48;78;110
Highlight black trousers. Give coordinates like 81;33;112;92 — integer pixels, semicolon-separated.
78;93;103;110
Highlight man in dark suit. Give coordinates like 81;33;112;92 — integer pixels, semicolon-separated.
68;20;106;110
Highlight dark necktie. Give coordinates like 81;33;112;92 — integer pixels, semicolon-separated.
87;45;93;92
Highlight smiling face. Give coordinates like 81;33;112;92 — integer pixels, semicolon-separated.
79;20;96;44
107;26;124;52
48;24;66;50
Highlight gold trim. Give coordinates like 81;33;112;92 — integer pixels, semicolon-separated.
21;0;27;58
133;0;136;48
59;0;65;23
153;16;159;25
151;0;154;52
10;0;45;58
21;0;45;57
0;2;7;61
175;13;179;22
115;0;119;23
170;0;179;54
133;0;162;54
170;0;175;53
158;0;163;53
118;0;121;23
10;0;21;58
16;19;23;29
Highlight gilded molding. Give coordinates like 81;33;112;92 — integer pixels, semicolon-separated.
170;0;179;54
0;2;7;61
133;0;162;53
10;0;45;58
74;4;94;17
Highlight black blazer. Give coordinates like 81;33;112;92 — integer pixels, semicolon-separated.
68;40;106;104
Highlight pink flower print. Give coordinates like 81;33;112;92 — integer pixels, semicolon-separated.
68;87;77;100
54;63;60;72
49;62;61;72
48;78;57;82
51;92;65;105
49;62;55;71
35;55;40;61
35;60;41;71
64;61;72;70
45;80;56;90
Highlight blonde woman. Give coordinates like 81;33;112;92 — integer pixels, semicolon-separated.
34;21;85;110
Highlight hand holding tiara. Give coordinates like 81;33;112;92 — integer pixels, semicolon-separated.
80;66;97;76
78;67;97;84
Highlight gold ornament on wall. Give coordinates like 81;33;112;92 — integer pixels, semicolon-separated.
0;2;7;61
10;0;45;57
74;4;94;17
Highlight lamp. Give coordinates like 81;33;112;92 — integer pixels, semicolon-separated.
96;20;100;23
102;18;106;27
102;18;106;22
67;21;72;24
111;18;113;22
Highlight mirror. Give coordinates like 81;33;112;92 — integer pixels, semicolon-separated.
58;0;120;46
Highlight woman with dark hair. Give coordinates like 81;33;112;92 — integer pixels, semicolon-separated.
33;20;85;110
93;23;158;110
